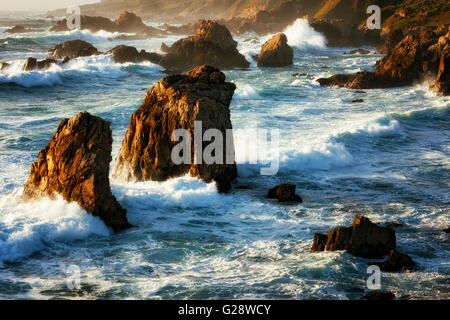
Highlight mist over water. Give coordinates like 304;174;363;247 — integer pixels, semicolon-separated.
0;16;449;299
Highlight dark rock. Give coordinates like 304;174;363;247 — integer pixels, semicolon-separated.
50;15;117;32
115;11;163;35
267;184;302;203
346;49;371;55
430;53;449;95
444;227;450;233
50;40;99;59
257;33;293;67
5;25;39;33
1;62;9;70
23;57;57;71
311;233;327;251
106;45;161;64
113;65;237;193
292;73;307;77
312;215;396;259
23;112;130;232
369;250;415;272
351;99;364;103
377;29;404;54
159;20;249;72
362;291;395;300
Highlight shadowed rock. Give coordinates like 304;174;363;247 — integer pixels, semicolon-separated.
257;33;293;67
115;11;163;35
346;49;370;55
5;25;40;33
430;53;449;95
23;57;57;71
159;20;249;72
113;65;237;192
106;45;161;64
369;250;415;272
311;215;396;258
1;62;9;70
50;40;99;59
267;184;302;203
23;112;130;232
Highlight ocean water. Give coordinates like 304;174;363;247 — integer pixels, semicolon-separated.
0;16;449;300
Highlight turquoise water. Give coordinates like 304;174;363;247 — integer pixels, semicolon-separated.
0;16;449;299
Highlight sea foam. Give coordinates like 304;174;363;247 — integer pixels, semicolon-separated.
283;19;327;49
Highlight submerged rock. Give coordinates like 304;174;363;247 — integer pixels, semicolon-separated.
351;99;364;103
267;184;302;203
369;250;415;272
113;65;237;192
23;57;57;71
106;45;161;64
257;33;293;67
159;20;249;72
311;215;396;258
23;112;130;232
50;40;99;59
346;49;371;55
5;25;39;33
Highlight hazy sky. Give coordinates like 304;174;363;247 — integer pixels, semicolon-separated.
1;0;101;12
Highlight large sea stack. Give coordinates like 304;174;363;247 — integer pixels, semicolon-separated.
23;112;130;232
159;20;249;72
113;65;237;192
257;33;293;67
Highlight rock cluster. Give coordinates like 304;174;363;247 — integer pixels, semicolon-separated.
113;65;237;192
23;112;130;232
369;250;415;272
159;20;249;72
257;33;293;67
22;57;57;71
49;40;99;59
106;45;161;64
311;215;396;259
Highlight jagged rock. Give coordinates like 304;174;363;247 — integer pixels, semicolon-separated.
50;40;99;59
267;184;302;203
23;57;57;71
362;291;395;300
369;250;415;272
430;53;449;95
311;215;396;258
346;49;371;55
50;15;118;32
257;33;293;67
160;20;249;72
115;11;162;35
23;112;130;232
377;29;404;54
106;45;161;64
113;65;237;192
1;62;9;70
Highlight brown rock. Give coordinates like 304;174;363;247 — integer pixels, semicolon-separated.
369;250;415;272
50;15;117;32
267;184;302;203
106;45;161;64
377;29;404;54
257;33;293;68
23;112;130;232
50;40;99;59
115;11;163;35
346;49;371;55
160;20;249;72
113;65;237;193
4;25;40;33
312;215;396;258
23;57;57;71
1;62;9;70
351;99;364;103
430;53;449;95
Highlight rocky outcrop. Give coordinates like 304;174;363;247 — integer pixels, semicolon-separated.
106;45;161;64
23;112;130;232
318;28;450;89
113;65;237;192
50;15;118;32
369;250;415;273
5;25;40;33
257;33;293;67
23;57;57;71
267;184;302;203
346;49;370;55
377;29;404;54
311;215;396;259
430;53;449;95
1;62;9;71
159;20;249;72
49;40;99;59
115;11;163;35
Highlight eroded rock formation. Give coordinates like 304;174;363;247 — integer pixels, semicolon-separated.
311;215;396;259
159;20;249;72
257;33;293;67
23;57;57;71
23;112;130;232
113;65;237;192
49;40;99;59
267;184;302;202
106;45;161;64
369;250;415;273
